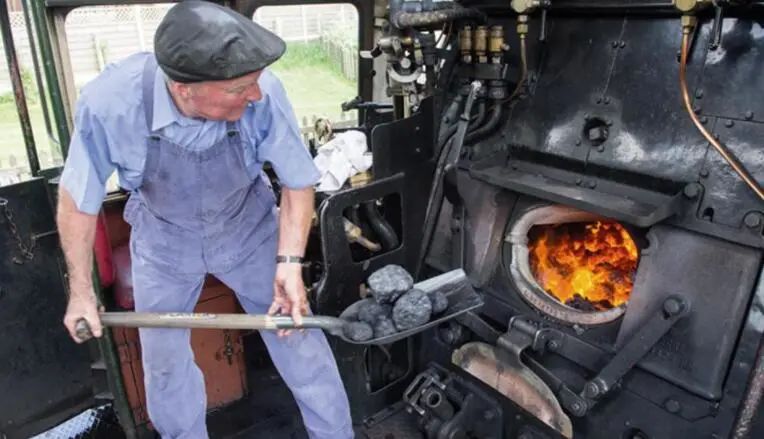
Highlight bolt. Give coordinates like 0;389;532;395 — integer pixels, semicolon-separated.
744;212;762;229
575;178;583;186
695;89;704;99
606;119;613;126
588;126;608;143
571;402;583;413
664;399;681;414
588;181;597;189
745;111;754;120
694;106;702;114
620;40;626;48
597;145;605;152
700;116;708;124
663;298;683;317
683;183;701;200
584;382;601;398
604;97;611;105
575;139;582;146
548;340;560;351
611;41;619;48
725;120;735;128
700;168;710;178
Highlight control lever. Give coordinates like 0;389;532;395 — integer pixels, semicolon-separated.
710;1;724;50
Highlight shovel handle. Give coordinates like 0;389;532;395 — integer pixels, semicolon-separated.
75;312;345;341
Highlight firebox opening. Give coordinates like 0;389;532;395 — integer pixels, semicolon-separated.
527;221;639;312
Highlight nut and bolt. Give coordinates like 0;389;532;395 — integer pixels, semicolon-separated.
584;382;601;398
683;183;701;200
664;399;682;414
663;298;683;317
744;212;762;229
547;340;560;351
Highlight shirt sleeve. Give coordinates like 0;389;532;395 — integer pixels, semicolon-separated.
59;100;116;214
255;73;320;190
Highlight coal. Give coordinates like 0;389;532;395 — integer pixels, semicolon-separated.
343;321;374;341
393;288;432;331
373;317;398;339
428;290;449;315
368;264;414;304
357;302;392;324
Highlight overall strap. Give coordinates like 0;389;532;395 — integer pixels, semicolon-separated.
141;55;159;133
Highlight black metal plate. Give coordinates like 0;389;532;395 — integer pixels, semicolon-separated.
0;178;94;438
616;224;762;400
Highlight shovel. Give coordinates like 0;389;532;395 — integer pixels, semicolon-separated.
75;269;483;345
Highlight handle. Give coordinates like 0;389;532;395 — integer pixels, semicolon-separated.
75;312;346;341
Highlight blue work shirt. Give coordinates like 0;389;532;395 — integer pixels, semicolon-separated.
60;52;320;215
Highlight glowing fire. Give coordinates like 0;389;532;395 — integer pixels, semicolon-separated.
528;221;638;311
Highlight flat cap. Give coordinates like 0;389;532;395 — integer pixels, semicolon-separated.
154;0;286;83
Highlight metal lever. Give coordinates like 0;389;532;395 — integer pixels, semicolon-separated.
710;2;724;50
539;8;548;42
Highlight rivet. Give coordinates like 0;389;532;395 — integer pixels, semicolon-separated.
693;106;702;114
604;97;611;105
725;120;734;128
597;145;605;152
611;41;619;48
588;181;597;189
606;119;613;126
695;89;704;99
596;97;602;104
575;178;583;185
700;116;708;124
683;184;700;199
575;139;582;146
619;40;626;48
664;399;681;414
745;111;754;120
744;213;762;229
700;168;710;178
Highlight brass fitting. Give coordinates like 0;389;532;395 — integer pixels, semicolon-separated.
681;14;698;31
512;0;542;14
489;25;505;63
517;14;530;36
475;25;489;63
350;171;372;187
674;0;712;13
344;219;381;252
460;26;473;63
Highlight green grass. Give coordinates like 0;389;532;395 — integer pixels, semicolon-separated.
0;41;356;174
270;41;358;124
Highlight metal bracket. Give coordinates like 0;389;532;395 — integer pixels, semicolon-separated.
503;295;690;416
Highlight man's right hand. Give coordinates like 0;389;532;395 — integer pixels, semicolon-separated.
63;291;103;343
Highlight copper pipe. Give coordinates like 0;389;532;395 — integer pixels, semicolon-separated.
679;24;764;201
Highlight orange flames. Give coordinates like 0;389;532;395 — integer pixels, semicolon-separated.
528;221;638;311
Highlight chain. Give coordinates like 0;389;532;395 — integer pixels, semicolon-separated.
0;197;36;264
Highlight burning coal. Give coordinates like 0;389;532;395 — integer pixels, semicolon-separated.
527;221;638;311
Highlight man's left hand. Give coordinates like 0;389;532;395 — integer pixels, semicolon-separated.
268;263;309;336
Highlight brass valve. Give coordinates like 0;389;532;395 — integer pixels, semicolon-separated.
674;0;713;13
460;26;473;64
475;25;489;64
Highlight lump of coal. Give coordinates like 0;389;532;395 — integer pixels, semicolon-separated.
428;291;449;315
343;321;373;342
373;317;398;339
368;264;414;304
393;289;432;331
357;302;392;324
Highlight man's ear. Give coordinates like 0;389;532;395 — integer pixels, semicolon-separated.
169;81;193;100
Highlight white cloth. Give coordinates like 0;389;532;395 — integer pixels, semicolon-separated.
313;130;373;192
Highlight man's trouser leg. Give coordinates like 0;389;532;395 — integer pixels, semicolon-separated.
213;236;354;439
132;252;207;439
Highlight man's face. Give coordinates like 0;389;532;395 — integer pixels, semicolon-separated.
173;71;264;121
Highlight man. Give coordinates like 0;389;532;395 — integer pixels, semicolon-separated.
57;1;353;438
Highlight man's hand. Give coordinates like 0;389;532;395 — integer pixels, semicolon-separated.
268;263;309;336
63;289;103;343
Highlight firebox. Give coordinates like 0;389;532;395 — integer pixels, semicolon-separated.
505;204;640;325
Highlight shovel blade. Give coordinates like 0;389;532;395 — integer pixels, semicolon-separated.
339;269;483;345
